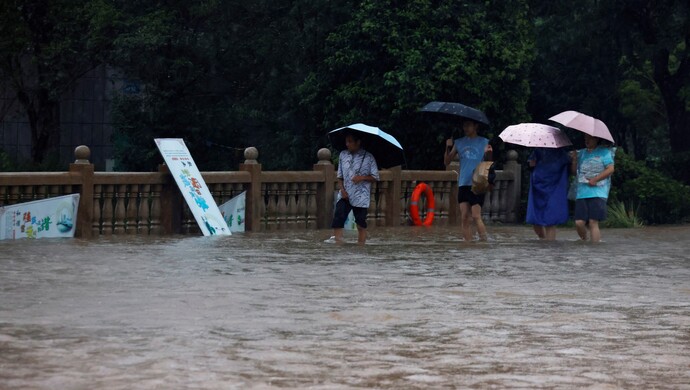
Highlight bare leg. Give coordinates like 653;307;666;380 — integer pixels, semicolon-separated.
333;228;345;244
575;220;587;240
459;202;472;241
544;225;557;241
357;226;367;245
589;219;601;242
472;204;487;241
533;225;545;239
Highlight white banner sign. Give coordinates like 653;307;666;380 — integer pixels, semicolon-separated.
219;191;246;233
155;138;230;236
0;194;80;240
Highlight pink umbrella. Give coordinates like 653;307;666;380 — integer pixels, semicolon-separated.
548;110;614;143
498;123;572;148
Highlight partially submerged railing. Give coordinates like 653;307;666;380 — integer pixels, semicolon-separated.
0;146;521;237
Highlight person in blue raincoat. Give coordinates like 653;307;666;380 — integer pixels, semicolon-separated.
526;147;570;240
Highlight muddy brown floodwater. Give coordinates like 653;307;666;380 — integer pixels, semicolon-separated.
1;225;689;389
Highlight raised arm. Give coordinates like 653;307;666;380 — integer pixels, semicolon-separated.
444;139;457;166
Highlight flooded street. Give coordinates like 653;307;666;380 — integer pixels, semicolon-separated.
1;225;689;389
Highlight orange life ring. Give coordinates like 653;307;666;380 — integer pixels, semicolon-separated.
409;182;435;226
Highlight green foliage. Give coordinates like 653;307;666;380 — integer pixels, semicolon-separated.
0;0;121;162
610;150;690;224
0;149;64;172
647;150;690;185
529;0;690;167
300;0;535;169
612;0;690;151
529;1;625;138
0;149;13;172
605;201;644;228
109;0;353;171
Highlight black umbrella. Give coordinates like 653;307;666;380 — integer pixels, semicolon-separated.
419;101;490;125
328;123;405;169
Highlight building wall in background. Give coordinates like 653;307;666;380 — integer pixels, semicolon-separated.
0;65;126;171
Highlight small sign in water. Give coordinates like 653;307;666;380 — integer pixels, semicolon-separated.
0;194;80;240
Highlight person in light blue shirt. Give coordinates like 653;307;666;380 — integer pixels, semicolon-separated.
570;134;615;242
444;119;492;241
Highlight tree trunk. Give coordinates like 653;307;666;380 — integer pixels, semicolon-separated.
652;48;690;153
17;89;61;164
667;108;690;154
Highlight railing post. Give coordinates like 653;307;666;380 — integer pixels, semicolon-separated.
446;158;459;226
69;145;94;239
313;148;335;229
239;147;262;231
504;150;521;223
158;164;183;234
385;166;402;226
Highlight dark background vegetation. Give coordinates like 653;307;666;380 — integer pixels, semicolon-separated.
1;0;689;223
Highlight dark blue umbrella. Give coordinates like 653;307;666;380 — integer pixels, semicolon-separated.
420;101;490;125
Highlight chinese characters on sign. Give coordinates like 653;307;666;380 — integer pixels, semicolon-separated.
0;194;80;240
155;139;230;236
219;191;246;233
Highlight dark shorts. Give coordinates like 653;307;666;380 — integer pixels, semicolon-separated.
574;197;608;221
458;186;485;206
331;198;369;229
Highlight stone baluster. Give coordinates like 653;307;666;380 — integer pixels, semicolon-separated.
222;183;233;205
126;184;139;234
275;183;284;230
101;184;114;235
442;180;452;224
113;184;127;234
498;179;508;222
149;184;161;235
92;184;102;236
287;182;298;228
9;186;20;205
138;184;151;234
307;182;317;228
36;185;46;200
313;148;335;229
50;185;60;198
490;182;501;221
504;150;521;223
184;205;198;235
376;181;388;227
208;183;218;205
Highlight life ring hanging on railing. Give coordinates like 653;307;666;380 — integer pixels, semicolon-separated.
409;182;435;226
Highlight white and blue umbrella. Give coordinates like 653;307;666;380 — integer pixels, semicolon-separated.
328;123;405;169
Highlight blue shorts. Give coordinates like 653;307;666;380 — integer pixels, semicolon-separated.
574;197;608;221
331;199;369;229
458;186;485;206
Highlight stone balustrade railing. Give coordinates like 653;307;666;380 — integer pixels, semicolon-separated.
0;145;521;238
